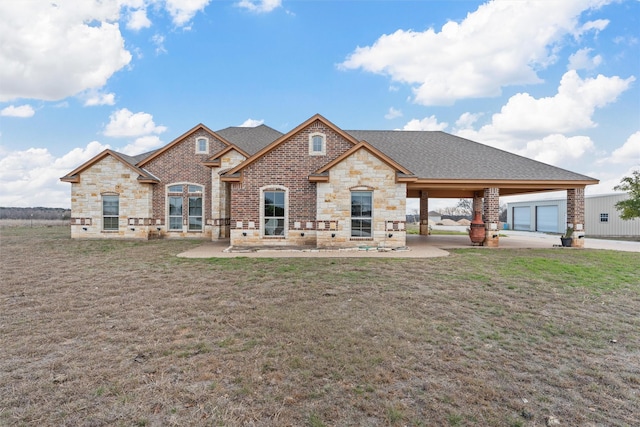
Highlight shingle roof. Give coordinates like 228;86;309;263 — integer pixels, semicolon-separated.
345;130;596;181
216;125;283;155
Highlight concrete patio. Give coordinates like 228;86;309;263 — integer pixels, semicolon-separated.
177;228;639;258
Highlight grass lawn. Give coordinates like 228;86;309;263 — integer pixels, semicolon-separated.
1;226;639;426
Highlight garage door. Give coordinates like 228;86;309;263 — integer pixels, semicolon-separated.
536;205;558;233
513;207;531;231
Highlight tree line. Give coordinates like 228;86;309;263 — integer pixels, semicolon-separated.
0;207;71;220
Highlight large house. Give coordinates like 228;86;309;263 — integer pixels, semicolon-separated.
61;114;598;248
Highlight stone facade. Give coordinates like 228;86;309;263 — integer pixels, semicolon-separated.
69;155;153;239
315;148;406;248
211;149;246;239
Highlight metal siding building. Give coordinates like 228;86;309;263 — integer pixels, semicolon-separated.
506;193;640;237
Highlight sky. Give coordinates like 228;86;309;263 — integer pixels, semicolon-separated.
0;0;638;211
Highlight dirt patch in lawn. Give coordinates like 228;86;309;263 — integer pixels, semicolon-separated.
1;226;639;426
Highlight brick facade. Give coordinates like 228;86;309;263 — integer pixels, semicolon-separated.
230;120;354;246
143;129;226;239
483;187;500;247
567;188;586;247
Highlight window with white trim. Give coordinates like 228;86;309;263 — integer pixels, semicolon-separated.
351;191;372;237
600;213;609;223
196;137;209;154
309;133;326;156
102;194;119;231
263;189;286;236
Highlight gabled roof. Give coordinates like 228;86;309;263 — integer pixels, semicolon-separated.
60;149;159;183
216;124;283;156
345;130;597;183
309;141;415;182
138;123;224;167
223;114;361;179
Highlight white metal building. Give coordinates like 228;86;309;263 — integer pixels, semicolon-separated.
506;193;640;237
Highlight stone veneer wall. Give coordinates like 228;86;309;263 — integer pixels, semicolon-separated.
70;155;152;239
143;129;226;239
316;149;406;248
230;120;354;247
211;150;246;239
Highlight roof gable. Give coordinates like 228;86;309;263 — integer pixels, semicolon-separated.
60;149;158;183
224;114;362;177
309;141;414;182
137;123;228;167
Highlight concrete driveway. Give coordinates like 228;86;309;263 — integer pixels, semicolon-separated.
177;227;638;258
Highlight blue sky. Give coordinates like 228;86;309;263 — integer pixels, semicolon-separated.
0;0;638;210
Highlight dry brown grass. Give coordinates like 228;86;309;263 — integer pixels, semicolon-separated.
1;226;639;426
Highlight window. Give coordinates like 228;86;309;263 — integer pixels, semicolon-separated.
167;183;204;232
600;213;609;223
102;195;119;231
196;137;208;154
309;133;326;156
169;196;183;230
188;197;203;230
351;191;372;237
263;190;285;236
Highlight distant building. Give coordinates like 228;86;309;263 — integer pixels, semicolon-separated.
428;211;442;223
506;193;640;238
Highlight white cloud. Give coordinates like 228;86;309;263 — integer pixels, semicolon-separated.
119;135;164;155
83;91;116;106
0;141;109;208
239;118;264;127
165;0;211;26
0;1;132;102
236;0;282;13
477;71;634;137
340;0;614;105
568;48;602;70
127;8;152;30
402;115;448;131
520;134;595;166
104;108;167;137
384;107;402;120
151;34;168;54
0;105;35;118
454;112;482;130
600;131;640;164
577;18;609;36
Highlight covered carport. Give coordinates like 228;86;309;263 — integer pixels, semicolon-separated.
348;130;599;249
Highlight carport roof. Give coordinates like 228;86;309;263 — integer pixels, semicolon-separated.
345;130;596;182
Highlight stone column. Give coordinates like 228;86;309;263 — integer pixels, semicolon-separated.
567;188;585;248
419;191;430;235
483;187;500;247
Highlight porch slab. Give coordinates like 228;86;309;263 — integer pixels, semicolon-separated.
177;231;639;258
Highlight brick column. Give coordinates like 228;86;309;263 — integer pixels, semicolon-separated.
419;191;430;235
472;192;483;217
567;188;585;248
483;187;500;247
